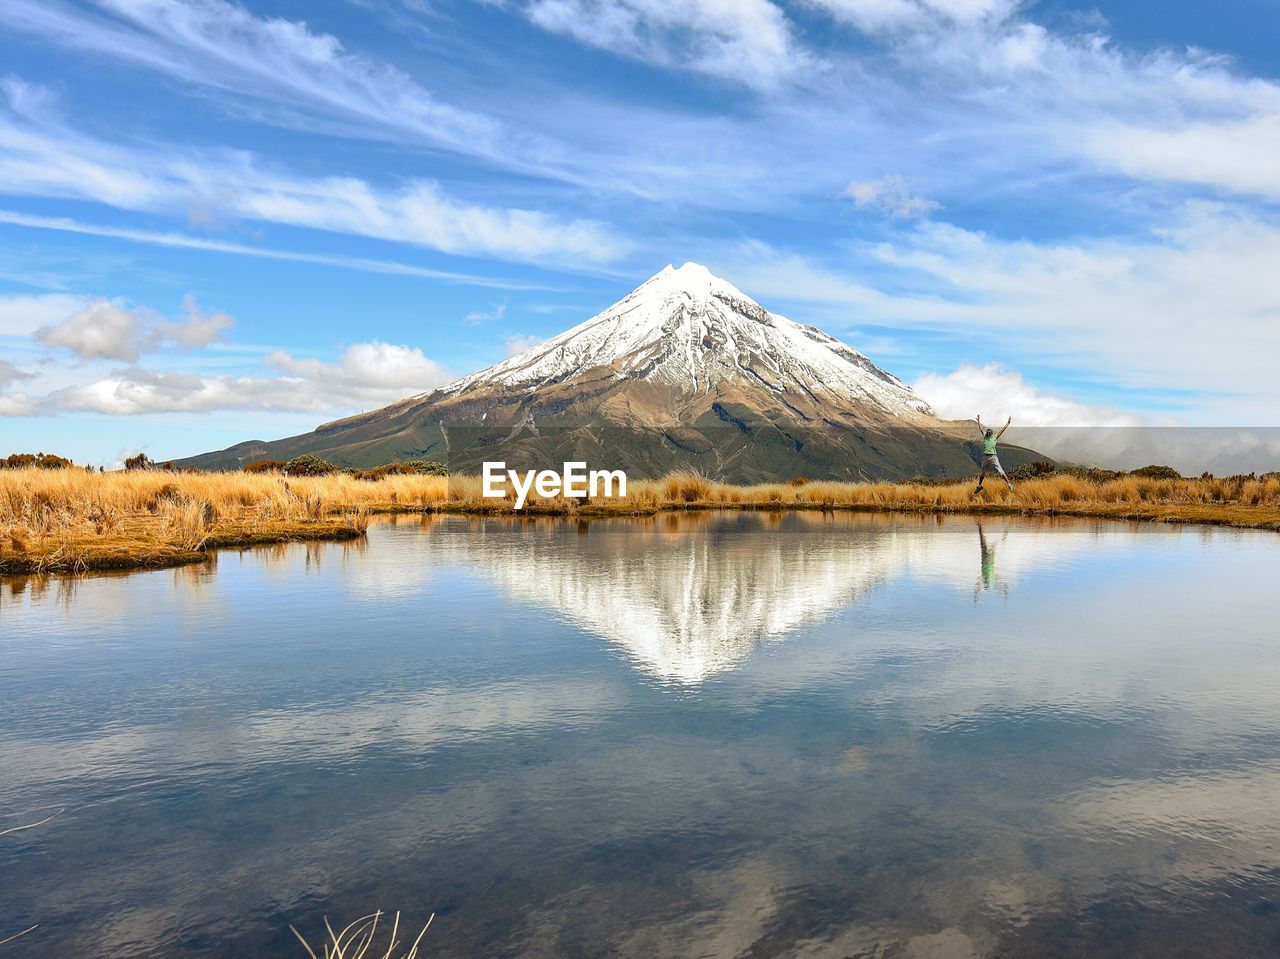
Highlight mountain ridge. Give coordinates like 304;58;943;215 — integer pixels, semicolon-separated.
175;263;1044;481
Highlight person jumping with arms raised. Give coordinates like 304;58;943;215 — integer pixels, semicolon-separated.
973;415;1014;494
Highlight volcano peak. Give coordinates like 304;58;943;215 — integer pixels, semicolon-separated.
438;264;933;417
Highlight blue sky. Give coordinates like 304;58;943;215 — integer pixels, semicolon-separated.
1;0;1279;465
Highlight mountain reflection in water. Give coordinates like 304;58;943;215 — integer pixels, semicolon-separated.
2;513;1279;958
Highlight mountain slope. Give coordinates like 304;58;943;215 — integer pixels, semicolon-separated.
176;263;1042;481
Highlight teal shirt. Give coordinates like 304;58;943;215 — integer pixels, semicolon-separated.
983;433;998;455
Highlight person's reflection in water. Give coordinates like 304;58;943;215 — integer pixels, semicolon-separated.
975;521;1009;600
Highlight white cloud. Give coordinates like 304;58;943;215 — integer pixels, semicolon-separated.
36;299;145;362
45;338;456;416
0;86;630;267
913;363;1148;428
523;0;800;89
503;333;546;356
842;174;939;219
33;295;236;362
265;341;455;396
4;286;455;419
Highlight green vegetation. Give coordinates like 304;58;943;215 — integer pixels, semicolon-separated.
283;454;338;476
350;460;448;481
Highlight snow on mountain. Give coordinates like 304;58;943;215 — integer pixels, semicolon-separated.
435;262;934;418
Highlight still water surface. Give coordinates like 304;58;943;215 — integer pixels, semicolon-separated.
2;513;1280;957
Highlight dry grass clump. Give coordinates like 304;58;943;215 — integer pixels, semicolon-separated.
661;471;714;503
291;911;433;959
552;471;1280;527
0;468;375;573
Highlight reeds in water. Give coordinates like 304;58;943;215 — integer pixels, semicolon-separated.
291;911;433;959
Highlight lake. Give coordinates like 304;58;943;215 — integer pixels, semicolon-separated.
3;512;1279;957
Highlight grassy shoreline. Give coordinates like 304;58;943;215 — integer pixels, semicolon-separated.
3;468;1278;574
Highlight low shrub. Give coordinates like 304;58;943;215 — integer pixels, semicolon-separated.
402;459;448;476
284;454;337;476
1009;459;1057;481
243;459;286;474
124;453;156;471
1130;464;1182;480
352;460;450;481
1059;465;1123;483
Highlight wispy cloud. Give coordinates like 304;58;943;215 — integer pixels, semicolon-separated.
0;0;507;158
808;0;1019;34
522;0;801;89
0;84;629;267
1081;117;1280;202
0;211;557;290
7;0;1279;219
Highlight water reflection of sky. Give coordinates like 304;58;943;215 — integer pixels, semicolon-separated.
2;514;1279;957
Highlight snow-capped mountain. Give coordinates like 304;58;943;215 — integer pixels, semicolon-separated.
439;262;933;419
178;263;1041;481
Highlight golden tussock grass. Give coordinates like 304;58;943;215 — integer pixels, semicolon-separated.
0;468;376;574
3;468;1278;574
